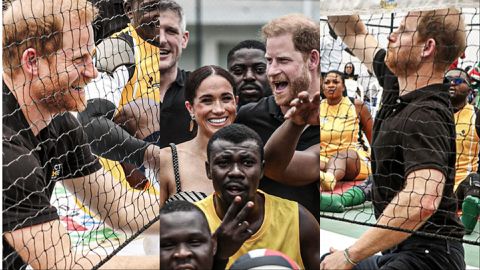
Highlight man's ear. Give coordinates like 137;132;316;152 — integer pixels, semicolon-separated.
211;233;218;256
308;49;320;72
205;161;212;179
182;31;190;49
421;38;436;58
21;48;40;77
260;160;265;179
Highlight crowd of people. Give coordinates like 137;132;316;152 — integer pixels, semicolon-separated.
2;0;480;269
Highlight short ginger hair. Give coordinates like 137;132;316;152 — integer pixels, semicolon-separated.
3;0;98;72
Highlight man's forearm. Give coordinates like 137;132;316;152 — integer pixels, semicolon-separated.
264;120;305;177
347;192;437;262
327;15;366;39
346;169;445;262
327;15;378;72
65;169;160;234
143;144;161;176
78;98;150;167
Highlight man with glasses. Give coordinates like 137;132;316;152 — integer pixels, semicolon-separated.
445;68;480;234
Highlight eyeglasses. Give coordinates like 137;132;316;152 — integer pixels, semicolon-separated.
445;76;468;85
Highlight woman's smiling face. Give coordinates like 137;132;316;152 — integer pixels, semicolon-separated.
188;75;237;137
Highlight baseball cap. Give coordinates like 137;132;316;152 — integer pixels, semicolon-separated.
445;68;471;87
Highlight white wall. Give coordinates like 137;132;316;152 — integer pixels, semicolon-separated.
175;0;320;71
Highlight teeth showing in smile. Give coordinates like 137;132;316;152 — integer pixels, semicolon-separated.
160;49;170;55
208;117;227;124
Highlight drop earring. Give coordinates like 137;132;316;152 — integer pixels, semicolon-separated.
189;115;196;132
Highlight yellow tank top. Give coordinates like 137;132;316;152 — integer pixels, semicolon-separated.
454;104;479;191
98;25;160;195
195;190;304;269
112;24;161;112
320;96;363;158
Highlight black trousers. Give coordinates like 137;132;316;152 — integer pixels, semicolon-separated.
354;236;465;270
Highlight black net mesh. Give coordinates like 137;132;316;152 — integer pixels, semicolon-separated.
320;7;480;247
2;0;160;269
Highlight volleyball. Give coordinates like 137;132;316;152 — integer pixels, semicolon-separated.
230;249;300;270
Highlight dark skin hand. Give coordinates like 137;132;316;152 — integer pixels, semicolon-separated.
214;196;255;260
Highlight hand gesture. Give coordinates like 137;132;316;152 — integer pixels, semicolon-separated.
285;91;320;126
213;196;254;260
320;247;354;270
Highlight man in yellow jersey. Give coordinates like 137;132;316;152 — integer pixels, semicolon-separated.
446;68;480;234
195;124;320;269
78;0;192;189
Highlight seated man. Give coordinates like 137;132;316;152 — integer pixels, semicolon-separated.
160;200;217;270
195;124;320;269
446;68;480;234
321;68;480;215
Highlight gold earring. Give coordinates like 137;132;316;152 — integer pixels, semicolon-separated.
189;115;196;132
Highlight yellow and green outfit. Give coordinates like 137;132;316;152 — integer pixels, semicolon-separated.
99;24;160;194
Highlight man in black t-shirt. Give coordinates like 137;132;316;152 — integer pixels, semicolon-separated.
227;40;272;108
235;14;321;220
2;1;160;269
322;9;467;270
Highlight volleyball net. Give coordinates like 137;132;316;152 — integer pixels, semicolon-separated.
2;0;159;269
320;2;480;246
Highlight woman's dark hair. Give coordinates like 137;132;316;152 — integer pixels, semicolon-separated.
185;65;237;104
324;70;347;97
343;62;358;80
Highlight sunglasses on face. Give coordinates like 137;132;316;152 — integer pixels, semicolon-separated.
445;76;467;85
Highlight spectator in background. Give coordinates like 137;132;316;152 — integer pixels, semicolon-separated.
363;70;382;115
445;68;480;234
343;62;363;99
227;40;272;108
343;62;358;80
